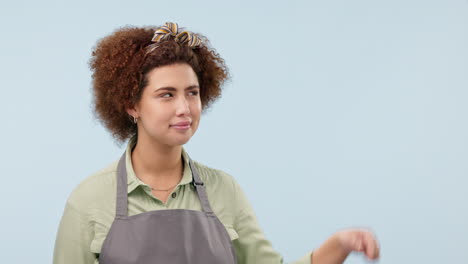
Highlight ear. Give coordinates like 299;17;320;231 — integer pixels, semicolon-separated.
126;106;139;118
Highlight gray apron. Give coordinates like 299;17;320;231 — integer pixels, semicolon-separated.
98;152;238;264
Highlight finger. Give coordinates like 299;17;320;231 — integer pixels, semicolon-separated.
363;232;379;259
371;234;381;259
356;239;363;252
365;233;373;258
354;232;364;252
373;237;381;259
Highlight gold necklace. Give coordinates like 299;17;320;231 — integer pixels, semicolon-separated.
148;182;179;192
136;154;184;192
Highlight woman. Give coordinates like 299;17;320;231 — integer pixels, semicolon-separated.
53;22;380;264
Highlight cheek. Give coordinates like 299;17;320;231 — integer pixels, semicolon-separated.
192;99;202;113
141;105;171;127
190;103;201;124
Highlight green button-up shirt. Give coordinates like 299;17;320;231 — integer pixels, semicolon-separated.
53;136;312;264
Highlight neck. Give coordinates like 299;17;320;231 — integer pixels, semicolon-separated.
130;133;183;185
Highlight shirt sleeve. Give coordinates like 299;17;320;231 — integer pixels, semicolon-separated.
53;201;97;264
232;179;313;264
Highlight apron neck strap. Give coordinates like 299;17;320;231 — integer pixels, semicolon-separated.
188;156;214;214
115;153;128;219
115;151;214;218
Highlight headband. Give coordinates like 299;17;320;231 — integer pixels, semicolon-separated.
145;22;202;54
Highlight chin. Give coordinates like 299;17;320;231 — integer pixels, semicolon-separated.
168;135;193;146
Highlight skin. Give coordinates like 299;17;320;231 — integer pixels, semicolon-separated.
126;62;202;203
126;62;381;263
312;229;380;264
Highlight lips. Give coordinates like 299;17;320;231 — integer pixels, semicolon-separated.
171;121;191;131
171;121;191;126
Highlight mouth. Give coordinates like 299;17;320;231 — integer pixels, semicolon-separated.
170;123;191;130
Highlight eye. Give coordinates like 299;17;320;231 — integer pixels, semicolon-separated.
189;91;199;96
160;93;173;98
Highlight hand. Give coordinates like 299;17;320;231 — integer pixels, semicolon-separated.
335;228;380;260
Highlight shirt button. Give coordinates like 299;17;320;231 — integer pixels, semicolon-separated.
171;192;177;198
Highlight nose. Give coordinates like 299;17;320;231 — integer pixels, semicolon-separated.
175;96;190;116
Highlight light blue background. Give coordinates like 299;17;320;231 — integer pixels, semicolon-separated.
0;0;466;263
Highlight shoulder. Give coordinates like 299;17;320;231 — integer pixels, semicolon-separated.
190;159;245;207
65;160;119;214
191;160;239;190
190;160;245;227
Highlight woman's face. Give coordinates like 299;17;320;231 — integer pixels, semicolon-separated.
129;62;202;147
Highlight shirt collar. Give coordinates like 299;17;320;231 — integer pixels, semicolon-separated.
125;135;193;194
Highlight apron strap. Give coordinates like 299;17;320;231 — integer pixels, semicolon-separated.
114;150;215;218
188;156;214;215
115;152;128;219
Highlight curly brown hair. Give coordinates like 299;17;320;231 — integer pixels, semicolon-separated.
88;25;230;144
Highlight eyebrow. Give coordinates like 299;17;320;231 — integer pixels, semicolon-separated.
153;85;200;93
